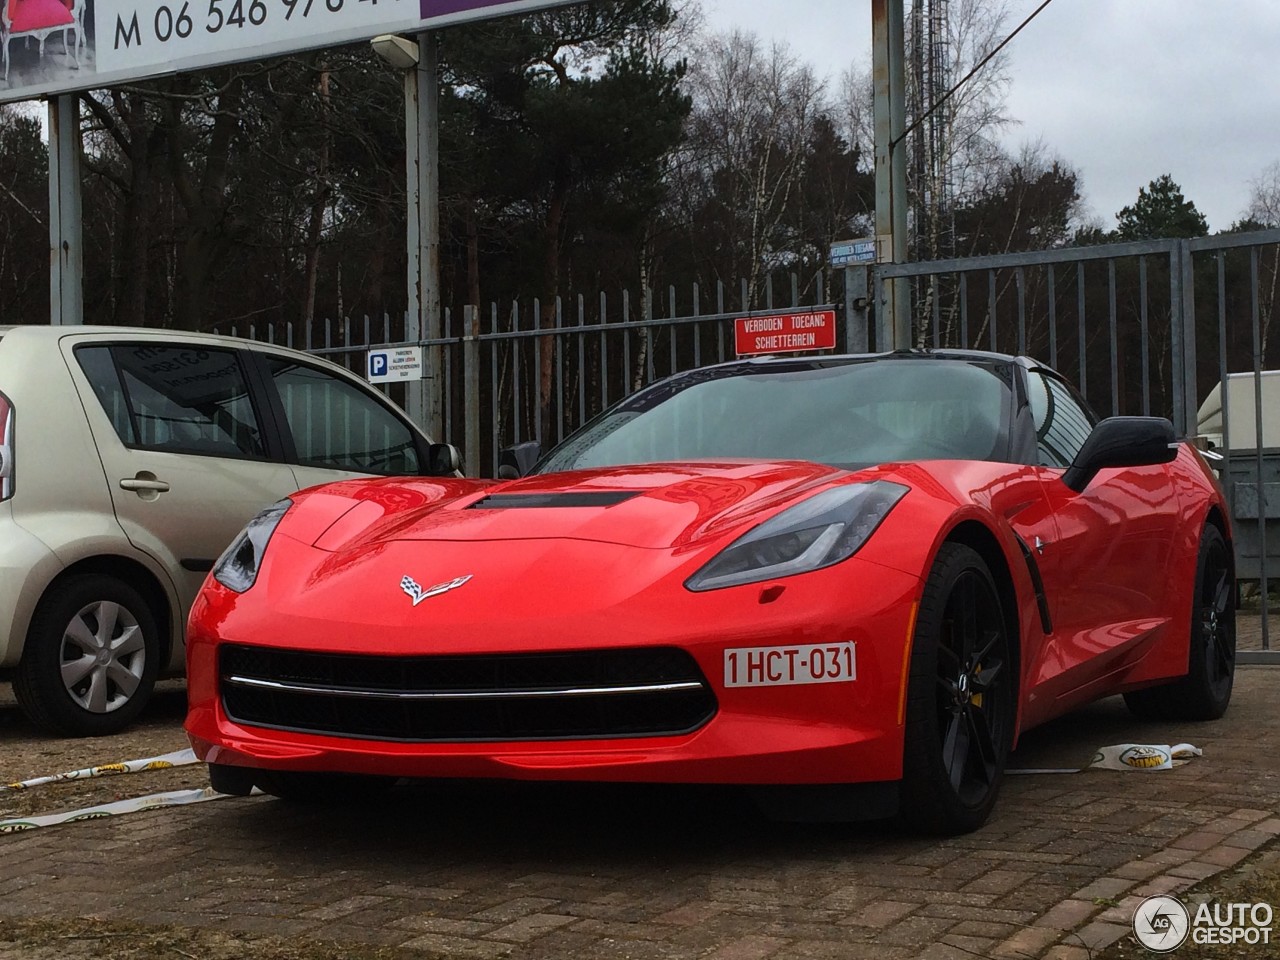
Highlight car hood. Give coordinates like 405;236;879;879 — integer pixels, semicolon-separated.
285;460;860;554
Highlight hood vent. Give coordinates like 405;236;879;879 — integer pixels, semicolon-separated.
469;492;640;510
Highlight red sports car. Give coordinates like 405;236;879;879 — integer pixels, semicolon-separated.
185;351;1235;834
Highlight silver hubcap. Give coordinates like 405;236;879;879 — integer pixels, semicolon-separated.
59;600;145;714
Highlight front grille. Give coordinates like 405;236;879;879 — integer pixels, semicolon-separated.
220;644;717;742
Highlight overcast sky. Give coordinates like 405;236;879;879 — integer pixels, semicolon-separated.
699;0;1280;234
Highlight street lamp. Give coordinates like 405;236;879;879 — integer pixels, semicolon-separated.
370;34;419;70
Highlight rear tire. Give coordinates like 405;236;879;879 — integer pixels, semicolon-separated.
900;543;1016;835
1124;524;1234;721
14;574;160;737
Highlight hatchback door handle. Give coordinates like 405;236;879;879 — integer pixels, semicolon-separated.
120;477;171;493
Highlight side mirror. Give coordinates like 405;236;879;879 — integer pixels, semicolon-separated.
497;441;541;480
1062;417;1177;492
427;443;463;476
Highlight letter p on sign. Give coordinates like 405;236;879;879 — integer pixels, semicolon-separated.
369;352;389;379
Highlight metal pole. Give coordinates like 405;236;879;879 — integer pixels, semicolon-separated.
404;31;441;438
420;32;443;440
464;304;480;478
1179;239;1198;437
48;94;84;325
844;265;869;352
403;64;424;427
873;0;910;349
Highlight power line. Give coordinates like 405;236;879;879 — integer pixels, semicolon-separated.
893;0;1056;150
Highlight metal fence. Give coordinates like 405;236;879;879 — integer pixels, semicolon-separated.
879;228;1280;661
232;228;1280;661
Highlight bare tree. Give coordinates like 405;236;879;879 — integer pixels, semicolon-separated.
836;0;1017;260
1246;161;1280;227
837;62;873;160
673;30;826;301
1244;161;1280;359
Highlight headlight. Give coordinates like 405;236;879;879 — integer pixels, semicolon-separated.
212;499;292;593
685;481;908;591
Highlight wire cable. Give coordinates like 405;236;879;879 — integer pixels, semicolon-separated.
893;0;1056;149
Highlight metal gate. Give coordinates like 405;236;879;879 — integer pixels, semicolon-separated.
232;228;1280;661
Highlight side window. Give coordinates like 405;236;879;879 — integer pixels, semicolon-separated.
76;345;265;458
1028;371;1095;467
266;357;421;475
77;347;132;442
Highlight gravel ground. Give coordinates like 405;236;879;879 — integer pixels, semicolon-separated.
0;681;197;822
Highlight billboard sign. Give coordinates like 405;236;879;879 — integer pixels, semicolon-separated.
734;310;837;357
0;0;579;105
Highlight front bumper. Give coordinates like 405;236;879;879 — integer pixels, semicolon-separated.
186;539;922;786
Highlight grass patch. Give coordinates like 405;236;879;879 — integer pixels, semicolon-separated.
1091;840;1280;959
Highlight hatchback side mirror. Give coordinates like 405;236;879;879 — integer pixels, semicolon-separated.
1062;417;1177;492
497;441;541;480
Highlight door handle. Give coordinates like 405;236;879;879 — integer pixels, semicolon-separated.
120;477;171;493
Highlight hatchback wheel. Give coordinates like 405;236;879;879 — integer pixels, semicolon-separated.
15;575;160;737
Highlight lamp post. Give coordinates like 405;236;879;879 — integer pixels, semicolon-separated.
48;94;83;325
372;31;442;439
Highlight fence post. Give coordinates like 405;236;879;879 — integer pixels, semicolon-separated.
464;304;481;478
845;266;870;352
1169;241;1195;437
1178;239;1198;438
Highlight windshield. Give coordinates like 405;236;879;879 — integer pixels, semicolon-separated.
537;358;1014;473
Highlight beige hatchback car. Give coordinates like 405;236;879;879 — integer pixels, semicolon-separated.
0;325;453;736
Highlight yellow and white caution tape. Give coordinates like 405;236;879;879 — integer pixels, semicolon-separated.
1;748;199;792
1089;742;1202;771
0;786;245;834
1008;742;1202;775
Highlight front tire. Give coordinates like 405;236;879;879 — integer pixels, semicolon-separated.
14;574;160;737
1124;524;1235;721
900;543;1016;835
254;770;395;804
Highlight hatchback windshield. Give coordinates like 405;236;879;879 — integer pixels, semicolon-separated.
538;358;1013;473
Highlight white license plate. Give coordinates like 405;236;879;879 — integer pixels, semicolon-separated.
723;642;857;688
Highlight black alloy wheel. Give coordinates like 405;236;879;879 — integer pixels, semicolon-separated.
1124;524;1235;721
901;543;1015;835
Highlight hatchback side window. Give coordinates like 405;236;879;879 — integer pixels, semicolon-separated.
76;345;266;458
1028;371;1095;468
77;347;132;442
266;357;421;474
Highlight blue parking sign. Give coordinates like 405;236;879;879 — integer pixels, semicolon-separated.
369;352;389;378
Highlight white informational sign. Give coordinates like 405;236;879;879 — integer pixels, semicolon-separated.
367;345;423;383
830;236;884;268
0;0;579;105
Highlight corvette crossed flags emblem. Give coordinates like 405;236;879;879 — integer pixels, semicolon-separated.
400;574;473;606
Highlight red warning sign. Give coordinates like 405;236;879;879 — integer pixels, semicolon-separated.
734;310;838;356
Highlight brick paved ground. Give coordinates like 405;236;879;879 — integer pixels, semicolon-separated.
0;663;1277;958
